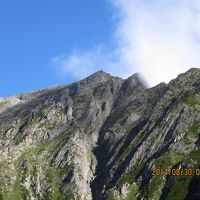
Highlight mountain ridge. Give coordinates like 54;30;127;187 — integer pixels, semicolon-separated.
0;68;200;200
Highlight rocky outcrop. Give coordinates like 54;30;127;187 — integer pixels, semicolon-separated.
0;69;200;200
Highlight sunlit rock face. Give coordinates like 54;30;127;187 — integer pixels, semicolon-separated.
1;68;200;200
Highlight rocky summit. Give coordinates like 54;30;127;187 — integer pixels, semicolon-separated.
1;69;200;200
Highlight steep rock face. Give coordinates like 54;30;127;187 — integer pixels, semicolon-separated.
0;69;200;200
0;71;123;200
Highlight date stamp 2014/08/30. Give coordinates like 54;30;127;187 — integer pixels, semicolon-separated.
152;168;200;176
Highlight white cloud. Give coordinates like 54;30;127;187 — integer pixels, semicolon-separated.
53;0;200;86
52;48;103;80
52;46;134;80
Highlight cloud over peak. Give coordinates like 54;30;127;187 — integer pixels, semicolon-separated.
53;0;200;86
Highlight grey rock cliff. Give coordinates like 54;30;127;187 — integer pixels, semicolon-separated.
0;68;200;200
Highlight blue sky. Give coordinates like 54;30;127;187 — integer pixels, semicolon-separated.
1;0;200;97
0;0;112;97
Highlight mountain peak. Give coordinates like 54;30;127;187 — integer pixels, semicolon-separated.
78;70;123;88
94;70;108;74
88;70;111;79
126;72;144;84
169;67;200;88
186;67;200;73
123;72;147;91
174;67;200;79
